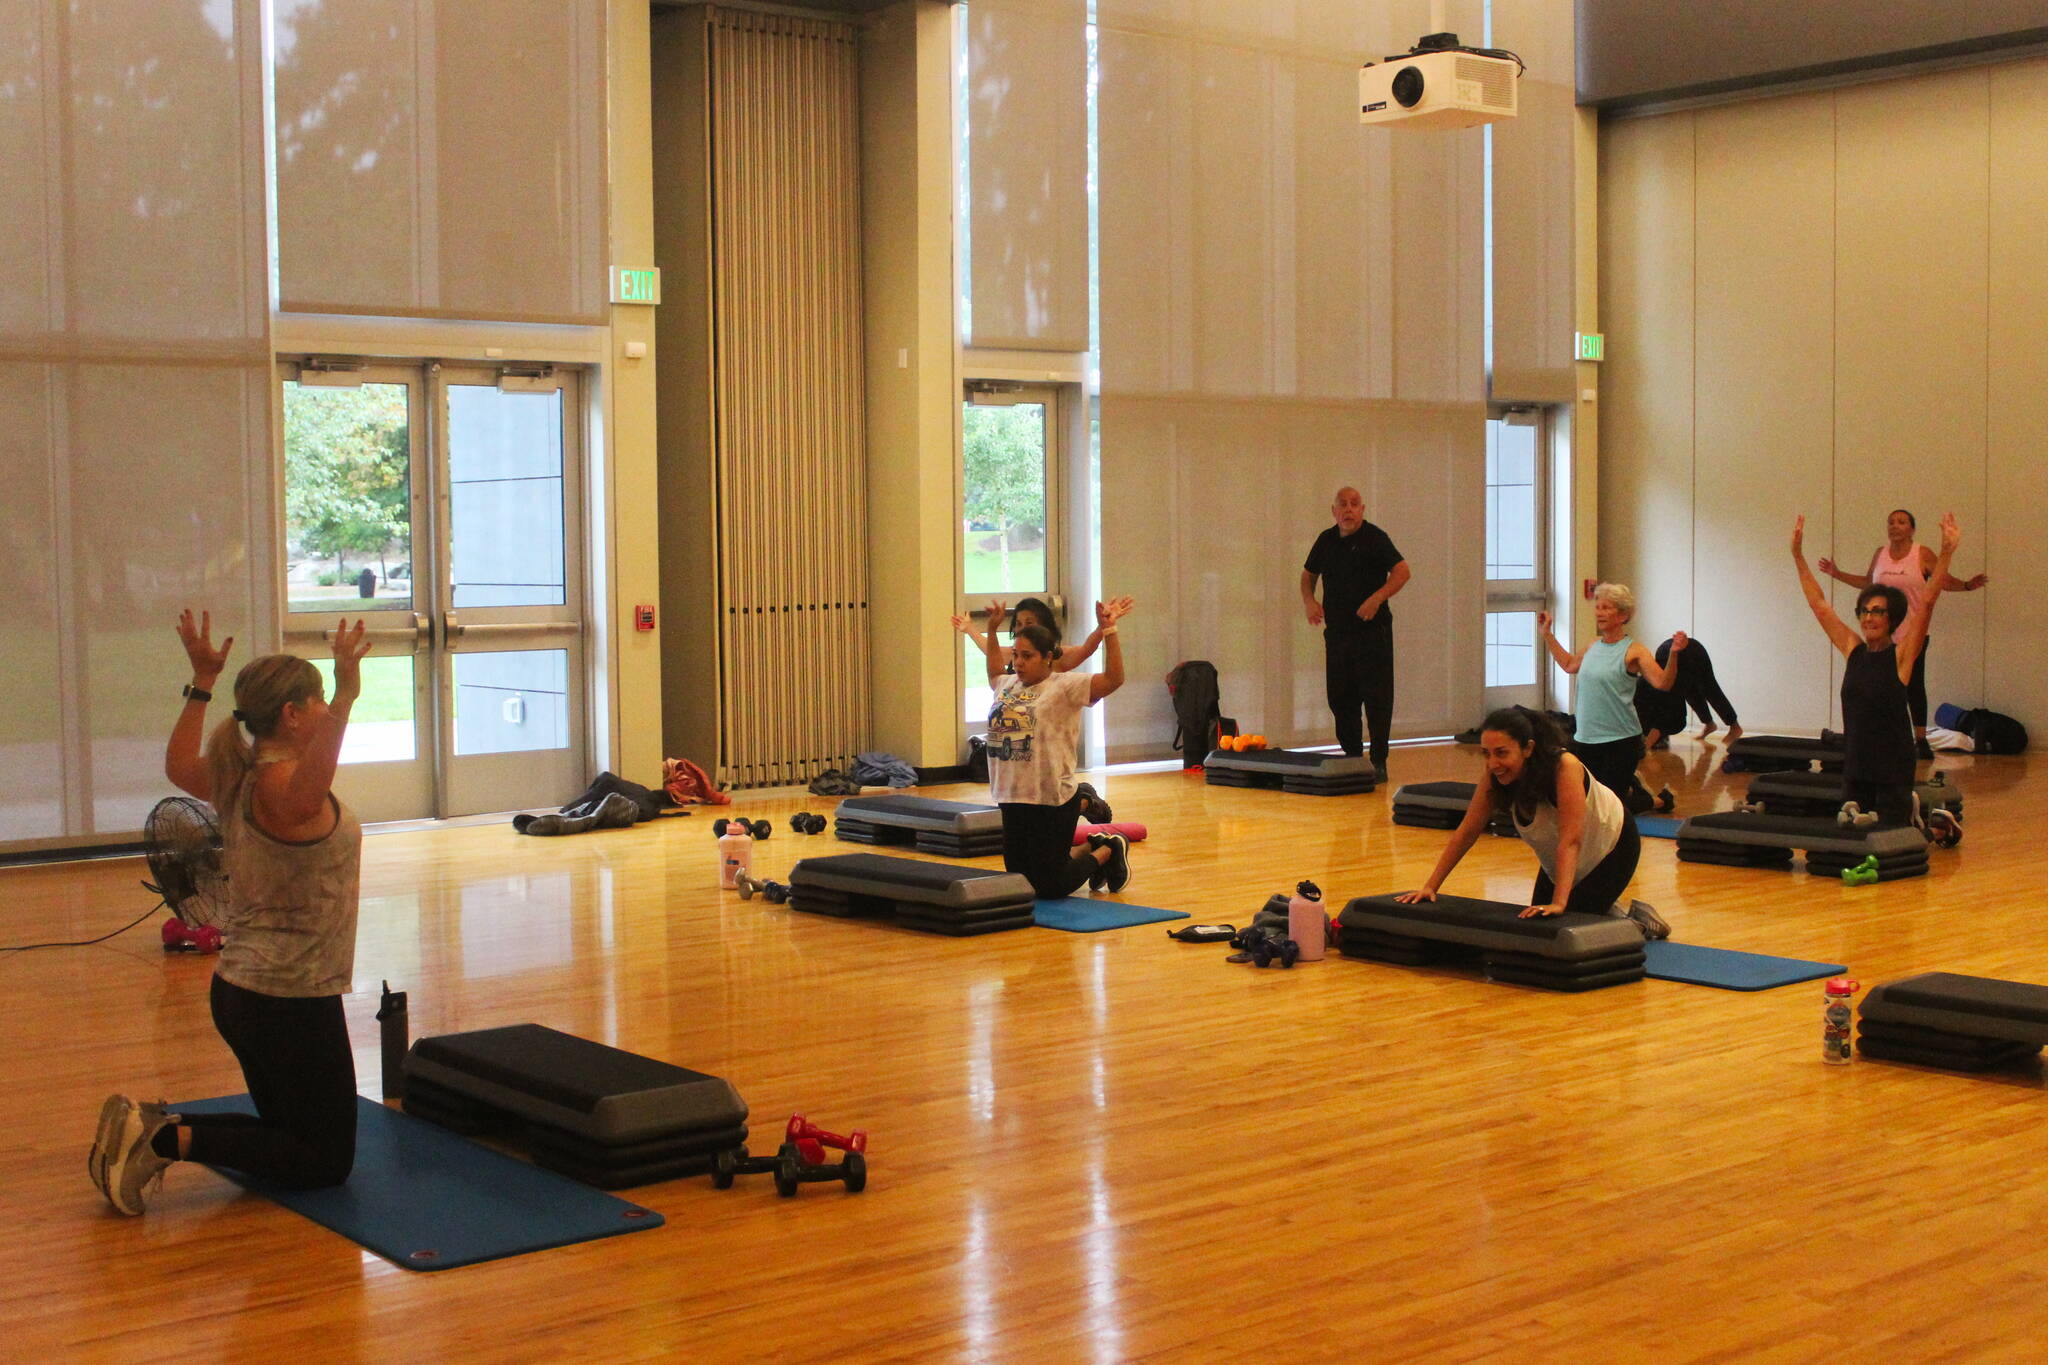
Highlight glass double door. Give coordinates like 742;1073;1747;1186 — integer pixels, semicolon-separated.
958;384;1064;741
279;359;586;822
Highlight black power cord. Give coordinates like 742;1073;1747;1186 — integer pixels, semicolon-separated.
0;891;165;955
1398;32;1527;75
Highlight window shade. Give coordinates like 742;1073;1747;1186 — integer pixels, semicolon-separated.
1095;2;1487;760
965;0;1090;352
273;0;607;325
0;0;273;845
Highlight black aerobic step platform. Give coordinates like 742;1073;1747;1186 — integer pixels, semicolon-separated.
1203;748;1376;796
1856;972;2048;1073
1388;781;1515;836
1723;733;1846;774
402;1024;750;1189
1334;893;1646;991
1674;811;1929;879
787;852;1037;935
832;794;1005;858
1742;770;1961;820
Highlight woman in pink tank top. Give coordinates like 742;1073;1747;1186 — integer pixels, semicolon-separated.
1818;508;1989;752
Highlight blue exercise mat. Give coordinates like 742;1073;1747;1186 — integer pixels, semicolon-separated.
1033;898;1189;933
1636;815;1682;839
175;1094;663;1271
1642;941;1846;992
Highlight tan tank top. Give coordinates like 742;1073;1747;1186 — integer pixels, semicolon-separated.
217;762;363;997
1511;766;1624;886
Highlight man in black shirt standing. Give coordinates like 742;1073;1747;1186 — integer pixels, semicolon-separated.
1301;486;1411;781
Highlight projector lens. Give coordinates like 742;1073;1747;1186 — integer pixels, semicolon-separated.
1392;66;1424;108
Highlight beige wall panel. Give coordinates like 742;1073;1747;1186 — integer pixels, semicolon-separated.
1489;0;1577;403
966;0;1089;352
1101;396;1480;759
605;0;664;784
0;364;61;840
1986;59;2048;730
1389;125;1484;404
0;1;51;341
1595;114;1694;643
272;0;422;317
1833;69;1990;726
1096;398;1194;758
1291;51;1383;401
860;0;959;766
1690;93;1838;732
1363;403;1487;738
1095;28;1192;395
1191;43;1279;395
650;9;720;768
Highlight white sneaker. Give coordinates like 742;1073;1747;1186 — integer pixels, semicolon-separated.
88;1094;129;1199
1626;899;1671;940
102;1098;176;1216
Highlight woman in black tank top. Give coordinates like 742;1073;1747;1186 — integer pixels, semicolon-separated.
1791;513;1958;826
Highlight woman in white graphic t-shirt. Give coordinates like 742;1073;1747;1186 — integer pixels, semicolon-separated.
982;597;1134;898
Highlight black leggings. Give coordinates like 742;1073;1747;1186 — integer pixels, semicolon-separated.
182;974;358;1189
999;792;1096;899
1570;735;1645;805
1530;818;1641;915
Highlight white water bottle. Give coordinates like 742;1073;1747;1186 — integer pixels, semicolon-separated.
718;822;754;889
1287;881;1327;963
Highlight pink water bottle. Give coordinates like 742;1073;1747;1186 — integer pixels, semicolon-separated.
1822;976;1860;1064
1287;881;1327;963
718;822;754;889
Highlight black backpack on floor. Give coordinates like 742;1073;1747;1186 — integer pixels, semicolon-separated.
1165;660;1235;767
1961;708;2029;755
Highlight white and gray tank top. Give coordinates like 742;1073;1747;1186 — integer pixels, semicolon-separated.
1512;765;1625;884
216;763;363;998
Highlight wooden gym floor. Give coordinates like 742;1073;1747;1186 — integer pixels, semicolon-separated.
5;737;2045;1362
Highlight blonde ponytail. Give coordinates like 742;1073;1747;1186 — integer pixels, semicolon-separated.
205;653;323;811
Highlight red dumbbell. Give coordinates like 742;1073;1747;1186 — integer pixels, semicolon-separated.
162;918;223;954
786;1114;867;1161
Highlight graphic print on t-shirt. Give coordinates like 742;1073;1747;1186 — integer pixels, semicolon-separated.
987;685;1039;762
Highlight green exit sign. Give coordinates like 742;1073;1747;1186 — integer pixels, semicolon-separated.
610;266;661;305
1575;331;1604;362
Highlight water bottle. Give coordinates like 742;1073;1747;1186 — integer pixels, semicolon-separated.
1287;881;1327;963
377;980;409;1101
1822;975;1860;1064
718;821;754;889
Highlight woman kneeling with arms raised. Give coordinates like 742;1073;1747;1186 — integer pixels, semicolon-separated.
1397;707;1668;939
982;598;1135;897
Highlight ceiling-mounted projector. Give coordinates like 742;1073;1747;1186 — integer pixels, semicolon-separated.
1360;32;1520;129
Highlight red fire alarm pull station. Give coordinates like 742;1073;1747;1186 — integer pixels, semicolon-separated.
635;604;656;631
1583;578;1598;601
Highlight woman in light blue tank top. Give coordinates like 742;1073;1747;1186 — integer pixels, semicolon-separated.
1538;583;1685;807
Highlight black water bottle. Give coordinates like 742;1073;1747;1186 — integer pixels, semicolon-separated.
377;980;409;1101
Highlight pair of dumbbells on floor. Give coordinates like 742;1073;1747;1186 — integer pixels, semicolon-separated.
733;871;790;903
1226;925;1301;969
714;813;830;838
713;1115;868;1196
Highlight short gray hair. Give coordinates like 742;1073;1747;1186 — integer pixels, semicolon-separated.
1592;582;1635;620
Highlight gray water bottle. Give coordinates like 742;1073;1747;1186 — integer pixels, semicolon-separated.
377;980;409;1100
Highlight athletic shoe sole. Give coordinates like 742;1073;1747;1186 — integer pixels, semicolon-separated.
1102;834;1132;895
1627;899;1672;940
89;1093;130;1199
105;1100;173;1216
